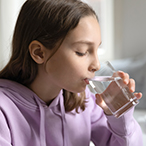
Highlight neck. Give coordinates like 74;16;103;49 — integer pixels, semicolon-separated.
29;74;61;105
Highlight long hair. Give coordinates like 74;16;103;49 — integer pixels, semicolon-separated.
0;0;97;112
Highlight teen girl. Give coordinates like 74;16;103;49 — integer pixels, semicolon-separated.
0;0;143;145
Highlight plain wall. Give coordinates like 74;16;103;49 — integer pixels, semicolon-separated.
114;0;146;59
0;0;25;69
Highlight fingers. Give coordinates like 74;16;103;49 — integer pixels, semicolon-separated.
116;71;142;100
127;79;135;92
116;71;135;91
134;92;142;100
117;71;129;84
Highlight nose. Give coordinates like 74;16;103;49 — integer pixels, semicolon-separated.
89;53;100;72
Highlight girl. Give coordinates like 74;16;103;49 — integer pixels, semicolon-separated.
0;0;143;146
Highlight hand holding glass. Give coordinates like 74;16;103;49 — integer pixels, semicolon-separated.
88;61;139;118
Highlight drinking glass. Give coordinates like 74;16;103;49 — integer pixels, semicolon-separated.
88;61;139;118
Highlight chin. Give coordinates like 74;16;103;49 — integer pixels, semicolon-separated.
72;86;86;93
64;84;87;93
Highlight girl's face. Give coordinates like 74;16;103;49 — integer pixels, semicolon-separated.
45;16;101;93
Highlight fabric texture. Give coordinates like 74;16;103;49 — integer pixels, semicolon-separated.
0;79;143;146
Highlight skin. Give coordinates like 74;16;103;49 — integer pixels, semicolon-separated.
29;15;142;114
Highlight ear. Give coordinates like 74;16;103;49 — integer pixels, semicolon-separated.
29;40;46;64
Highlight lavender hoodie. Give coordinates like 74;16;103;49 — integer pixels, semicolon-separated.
0;79;143;146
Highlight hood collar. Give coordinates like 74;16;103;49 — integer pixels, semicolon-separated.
0;79;66;145
0;79;63;109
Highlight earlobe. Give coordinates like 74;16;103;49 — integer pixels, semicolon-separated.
29;40;45;64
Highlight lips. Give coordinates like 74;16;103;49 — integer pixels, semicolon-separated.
84;78;89;84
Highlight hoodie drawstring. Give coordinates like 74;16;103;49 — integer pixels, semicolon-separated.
60;96;68;146
35;97;47;146
34;92;67;146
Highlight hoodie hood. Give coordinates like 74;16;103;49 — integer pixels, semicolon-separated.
0;79;62;109
0;79;65;146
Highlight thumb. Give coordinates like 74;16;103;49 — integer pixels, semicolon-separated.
95;93;106;108
95;94;112;115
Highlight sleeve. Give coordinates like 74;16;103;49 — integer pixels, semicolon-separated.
87;88;143;146
0;110;12;146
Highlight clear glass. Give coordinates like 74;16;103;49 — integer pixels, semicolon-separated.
88;61;139;118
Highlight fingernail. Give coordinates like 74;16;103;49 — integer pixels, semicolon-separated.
123;79;128;84
130;87;134;92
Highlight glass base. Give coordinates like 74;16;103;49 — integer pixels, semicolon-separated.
111;97;139;118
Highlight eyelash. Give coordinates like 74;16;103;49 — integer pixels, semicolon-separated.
76;52;87;56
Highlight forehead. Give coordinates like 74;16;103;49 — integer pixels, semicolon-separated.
64;15;101;46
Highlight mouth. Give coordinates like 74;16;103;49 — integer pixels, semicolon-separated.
84;78;89;84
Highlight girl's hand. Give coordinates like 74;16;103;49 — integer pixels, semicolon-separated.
95;71;142;115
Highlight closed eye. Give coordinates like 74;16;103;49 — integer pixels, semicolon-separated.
76;52;87;56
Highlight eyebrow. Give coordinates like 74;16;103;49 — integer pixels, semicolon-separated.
72;40;102;46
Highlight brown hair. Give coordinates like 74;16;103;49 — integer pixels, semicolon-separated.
0;0;97;112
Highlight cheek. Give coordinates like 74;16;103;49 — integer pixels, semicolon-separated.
46;55;74;80
46;50;88;83
47;59;82;84
45;56;88;92
63;57;87;75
